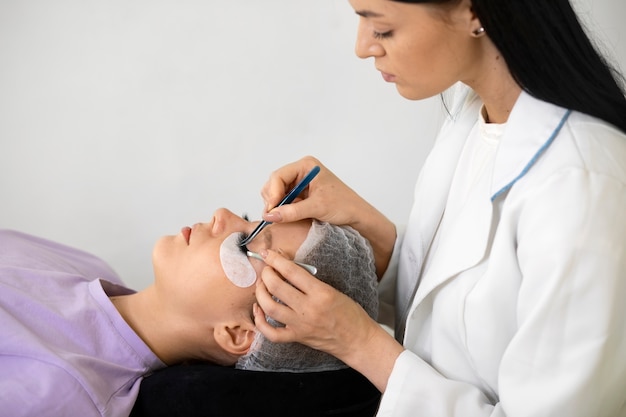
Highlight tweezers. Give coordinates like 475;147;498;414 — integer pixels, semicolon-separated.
238;165;320;247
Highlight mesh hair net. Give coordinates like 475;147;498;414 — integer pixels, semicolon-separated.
236;220;378;373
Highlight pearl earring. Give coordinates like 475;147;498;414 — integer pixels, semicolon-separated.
472;27;486;37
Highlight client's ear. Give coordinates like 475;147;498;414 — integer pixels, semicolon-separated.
214;321;256;356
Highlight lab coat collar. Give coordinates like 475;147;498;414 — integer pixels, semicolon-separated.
490;91;571;201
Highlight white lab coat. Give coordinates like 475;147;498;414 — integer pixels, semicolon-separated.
377;86;626;416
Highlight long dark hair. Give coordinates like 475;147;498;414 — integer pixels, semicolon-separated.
393;0;626;133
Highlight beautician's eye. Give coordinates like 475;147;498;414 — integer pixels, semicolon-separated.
373;30;392;40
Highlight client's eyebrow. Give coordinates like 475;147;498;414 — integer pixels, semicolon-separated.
262;227;273;249
242;212;273;249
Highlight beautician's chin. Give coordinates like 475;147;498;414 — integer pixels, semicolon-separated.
394;83;438;102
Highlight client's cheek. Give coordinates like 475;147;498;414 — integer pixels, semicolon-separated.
219;233;257;288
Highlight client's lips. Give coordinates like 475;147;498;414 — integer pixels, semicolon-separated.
181;227;192;244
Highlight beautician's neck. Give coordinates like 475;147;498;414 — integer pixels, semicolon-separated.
465;38;522;124
480;82;522;124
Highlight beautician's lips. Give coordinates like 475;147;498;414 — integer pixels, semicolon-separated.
380;71;395;82
181;226;192;244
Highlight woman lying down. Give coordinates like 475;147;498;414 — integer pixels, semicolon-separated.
0;208;378;417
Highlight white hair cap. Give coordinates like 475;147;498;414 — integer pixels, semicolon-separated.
236;220;378;373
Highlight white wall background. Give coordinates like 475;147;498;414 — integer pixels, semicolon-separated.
1;0;624;290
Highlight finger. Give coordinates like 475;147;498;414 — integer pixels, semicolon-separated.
254;282;297;343
260;172;295;214
261;157;321;213
255;270;282;311
258;261;308;308
252;303;294;343
261;250;319;295
263;197;319;225
255;266;300;311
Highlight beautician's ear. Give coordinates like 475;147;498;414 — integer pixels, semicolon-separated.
214;322;256;356
461;0;483;36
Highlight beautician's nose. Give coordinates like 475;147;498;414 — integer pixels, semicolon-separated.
355;22;384;59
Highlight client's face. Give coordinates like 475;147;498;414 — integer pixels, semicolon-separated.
152;208;311;329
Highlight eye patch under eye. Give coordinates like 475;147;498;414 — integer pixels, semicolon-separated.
219;233;256;288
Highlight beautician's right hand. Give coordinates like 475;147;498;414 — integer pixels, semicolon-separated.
261;156;397;277
261;156;363;227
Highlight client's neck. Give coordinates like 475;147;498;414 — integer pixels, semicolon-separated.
110;286;200;365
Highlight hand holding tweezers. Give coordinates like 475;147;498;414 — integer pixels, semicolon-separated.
238;165;321;247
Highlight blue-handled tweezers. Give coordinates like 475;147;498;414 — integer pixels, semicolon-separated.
238;165;321;247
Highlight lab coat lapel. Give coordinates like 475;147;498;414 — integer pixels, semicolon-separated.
395;90;482;331
411;90;484;259
412;92;570;307
411;173;494;307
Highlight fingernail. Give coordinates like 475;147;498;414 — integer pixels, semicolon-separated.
259;249;268;259
263;211;282;222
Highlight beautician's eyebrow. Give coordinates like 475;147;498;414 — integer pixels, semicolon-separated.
355;9;385;18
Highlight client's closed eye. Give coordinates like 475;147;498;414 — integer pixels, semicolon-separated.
236;213;251;253
236;232;250;254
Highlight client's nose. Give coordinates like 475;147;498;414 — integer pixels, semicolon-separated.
211;208;248;235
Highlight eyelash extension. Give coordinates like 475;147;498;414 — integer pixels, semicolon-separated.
237;213;250;254
373;30;392;40
237;232;250;254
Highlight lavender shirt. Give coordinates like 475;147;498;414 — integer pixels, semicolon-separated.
0;230;164;417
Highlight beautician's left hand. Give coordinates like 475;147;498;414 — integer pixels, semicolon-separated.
254;249;404;392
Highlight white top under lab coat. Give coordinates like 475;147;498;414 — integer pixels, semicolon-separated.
377;86;626;416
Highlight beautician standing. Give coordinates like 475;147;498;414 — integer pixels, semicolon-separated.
250;0;626;416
